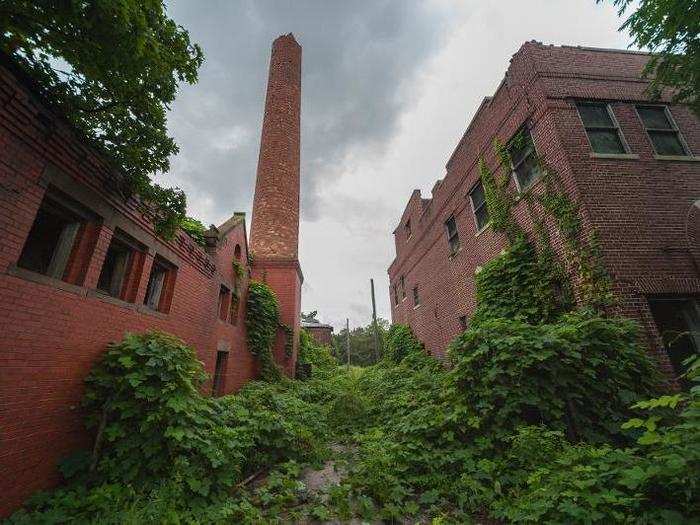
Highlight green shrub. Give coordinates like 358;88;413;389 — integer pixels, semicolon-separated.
447;311;661;447
384;324;424;363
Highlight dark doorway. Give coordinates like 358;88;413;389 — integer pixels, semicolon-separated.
212;351;228;396
648;297;700;386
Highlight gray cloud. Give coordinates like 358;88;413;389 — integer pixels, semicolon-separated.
163;0;447;222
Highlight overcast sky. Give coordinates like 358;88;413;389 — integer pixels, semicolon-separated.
159;0;636;330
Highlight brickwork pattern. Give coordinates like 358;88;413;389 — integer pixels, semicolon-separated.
388;43;700;376
0;58;257;515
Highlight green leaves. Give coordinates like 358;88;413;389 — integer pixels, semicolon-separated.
1;1;204;237
245;281;283;381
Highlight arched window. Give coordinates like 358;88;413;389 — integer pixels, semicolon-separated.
234;244;242;259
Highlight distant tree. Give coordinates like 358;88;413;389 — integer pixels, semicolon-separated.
332;318;389;367
601;0;699;115
301;311;319;323
0;1;205;236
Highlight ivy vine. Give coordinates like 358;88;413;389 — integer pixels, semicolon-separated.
245;281;282;382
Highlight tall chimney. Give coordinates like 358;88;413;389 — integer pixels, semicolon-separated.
250;34;303;377
250;33;301;259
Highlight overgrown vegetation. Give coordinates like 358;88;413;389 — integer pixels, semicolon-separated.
245;281;283;382
1;2;204;237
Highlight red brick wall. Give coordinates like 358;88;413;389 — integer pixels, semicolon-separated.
0;58;258;515
306;326;333;347
388;43;700;375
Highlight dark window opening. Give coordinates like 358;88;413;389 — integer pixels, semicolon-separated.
212;351;228;396
469;181;489;232
509;129;542;190
459;315;469;331
637;105;689;156
577;102;626;154
229;293;240;325
218;285;231;321
144;256;175;312
393;284;399;306
413;286;420;307
18;193;85;281
648;296;700;387
400;276;406;299
234;244;242;259
97;231;141;300
405;219;412;239
445;216;460;255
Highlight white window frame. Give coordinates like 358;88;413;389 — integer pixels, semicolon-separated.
635;104;692;157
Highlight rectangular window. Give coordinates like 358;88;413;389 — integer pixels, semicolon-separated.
229;292;240;325
400;276;406;299
636;105;690;156
405;219;412;239
18;190;87;281
445;216;460;255
469;181;489;232
393;284;399;306
97;231;142;301
577;102;627;154
218;285;230;321
413;285;420;307
509;129;542;191
212;351;228;396
459;315;468;331
144;256;175;313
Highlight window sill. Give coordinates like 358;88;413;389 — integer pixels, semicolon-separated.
589;153;639;160
6;265;87;296
137;305;168;318
654;154;699;162
87;289;136;309
475;223;490;238
413;304;421;310
448;247;462;260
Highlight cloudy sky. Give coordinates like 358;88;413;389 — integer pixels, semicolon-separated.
159;0;636;330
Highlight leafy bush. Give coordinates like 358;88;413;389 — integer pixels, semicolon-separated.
471;238;570;326
447;311;661;446
384;323;424;363
180;216;207;246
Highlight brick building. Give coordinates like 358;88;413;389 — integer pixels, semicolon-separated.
302;319;334;347
388;42;700;384
0;34;303;515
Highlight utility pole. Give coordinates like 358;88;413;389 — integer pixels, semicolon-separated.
370;278;380;362
346;318;351;369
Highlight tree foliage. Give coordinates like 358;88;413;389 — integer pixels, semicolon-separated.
0;1;204;236
332;318;389;366
602;0;700;115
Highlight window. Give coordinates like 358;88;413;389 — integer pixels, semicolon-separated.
459;315;468;331
229;292;240;325
445;216;460;255
234;244;242;259
413;285;420;307
469;181;489;232
405;219;412;239
97;231;142;301
648;297;699;387
218;285;231;321
393;284;399;306
576;102;626;154
212;351;228;396
400;276;406;299
18;190;87;281
636;105;690;156
144;256;175;312
509;129;542;190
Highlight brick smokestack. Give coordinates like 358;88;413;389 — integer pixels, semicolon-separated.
250;34;303;377
250;33;301;259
